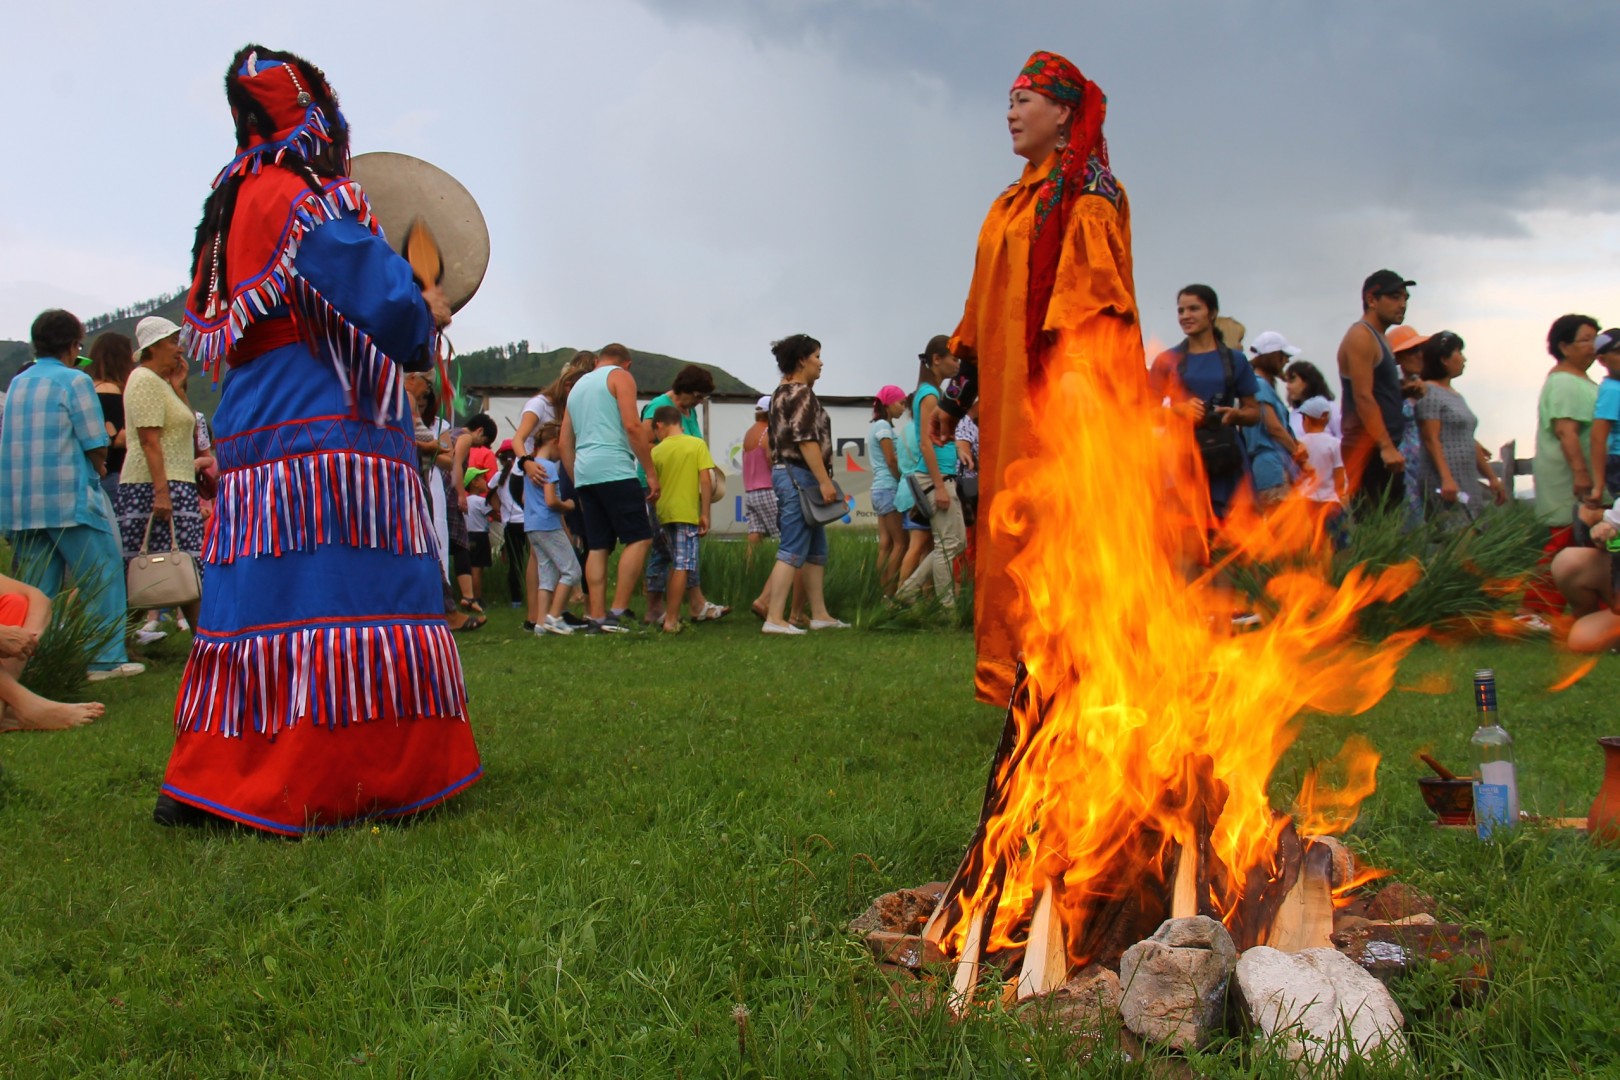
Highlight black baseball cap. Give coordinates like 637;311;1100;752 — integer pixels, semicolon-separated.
1595;328;1620;356
1363;269;1416;296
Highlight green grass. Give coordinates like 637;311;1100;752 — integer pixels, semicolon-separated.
2;605;1618;1075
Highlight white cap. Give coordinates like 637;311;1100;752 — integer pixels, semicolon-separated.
1249;330;1302;358
1298;396;1333;420
755;395;772;412
133;316;182;355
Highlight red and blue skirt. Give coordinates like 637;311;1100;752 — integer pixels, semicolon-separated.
159;342;480;835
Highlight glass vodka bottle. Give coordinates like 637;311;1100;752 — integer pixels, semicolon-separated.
1470;668;1520;836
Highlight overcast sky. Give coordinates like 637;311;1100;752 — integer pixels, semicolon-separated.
3;0;1617;451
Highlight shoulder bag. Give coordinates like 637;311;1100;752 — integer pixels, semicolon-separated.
126;516;203;609
789;469;849;527
905;474;935;522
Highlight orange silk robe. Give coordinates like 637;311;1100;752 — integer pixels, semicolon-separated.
949;154;1143;706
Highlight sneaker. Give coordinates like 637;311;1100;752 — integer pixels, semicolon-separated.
508;601;523;609
1513;613;1553;634
544;615;574;636
87;662;146;682
140;619;163;635
522;620;538;634
587;617;631;635
560;611;589;628
762;621;806;636
809;618;850;630
134;628;168;646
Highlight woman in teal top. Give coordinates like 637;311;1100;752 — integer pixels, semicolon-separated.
896;335;967;608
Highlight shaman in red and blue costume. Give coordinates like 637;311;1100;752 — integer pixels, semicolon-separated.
156;46;480;834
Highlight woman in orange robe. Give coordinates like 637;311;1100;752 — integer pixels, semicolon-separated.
941;51;1144;706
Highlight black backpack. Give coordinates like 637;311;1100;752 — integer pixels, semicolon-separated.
1173;339;1247;479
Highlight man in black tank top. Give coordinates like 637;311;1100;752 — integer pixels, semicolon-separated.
1337;269;1415;513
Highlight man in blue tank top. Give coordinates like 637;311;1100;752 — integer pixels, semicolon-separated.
1337;269;1414;515
555;343;658;632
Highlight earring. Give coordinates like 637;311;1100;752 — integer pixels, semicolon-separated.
1055;131;1069;151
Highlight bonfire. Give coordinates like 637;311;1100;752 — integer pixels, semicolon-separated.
918;331;1423;1003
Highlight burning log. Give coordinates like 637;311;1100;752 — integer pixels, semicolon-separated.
1015;875;1067;1000
1264;837;1337;952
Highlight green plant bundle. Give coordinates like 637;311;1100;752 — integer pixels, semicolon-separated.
1230;502;1546;639
3;540;120;701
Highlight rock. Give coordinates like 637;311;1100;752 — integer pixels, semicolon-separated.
1365;882;1436;922
1306;835;1356;889
1047;965;1123;1032
1377;914;1437;927
849;886;944;936
1332;921;1491;992
1236;946;1407;1069
1333;914;1372;937
863;930;945;969
1118;916;1237;1050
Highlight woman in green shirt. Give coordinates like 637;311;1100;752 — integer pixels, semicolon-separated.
1524;314;1601;622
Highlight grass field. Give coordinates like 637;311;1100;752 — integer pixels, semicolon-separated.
2;574;1618;1076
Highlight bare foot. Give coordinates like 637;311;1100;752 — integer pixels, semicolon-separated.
1;697;103;731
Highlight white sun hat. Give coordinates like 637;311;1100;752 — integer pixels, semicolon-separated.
133;316;183;355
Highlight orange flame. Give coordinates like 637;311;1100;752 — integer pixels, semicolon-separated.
941;329;1420;967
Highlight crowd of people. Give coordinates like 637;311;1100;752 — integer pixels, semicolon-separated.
1;43;1615;840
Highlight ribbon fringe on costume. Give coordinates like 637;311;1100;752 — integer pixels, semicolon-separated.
287;274;409;426
210;105;335;189
181;179;403;425
204;451;437;564
175;621;468;738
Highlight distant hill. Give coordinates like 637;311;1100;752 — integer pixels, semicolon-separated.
454;342;760;398
0;294;759;414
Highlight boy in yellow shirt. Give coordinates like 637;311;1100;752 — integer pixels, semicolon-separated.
648;406;713;633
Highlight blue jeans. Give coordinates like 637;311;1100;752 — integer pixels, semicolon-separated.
773;465;829;569
10;524;129;667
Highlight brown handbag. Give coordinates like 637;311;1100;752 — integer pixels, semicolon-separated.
125;516;202;609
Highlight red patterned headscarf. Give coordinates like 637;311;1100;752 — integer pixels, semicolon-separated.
1011;51;1110;360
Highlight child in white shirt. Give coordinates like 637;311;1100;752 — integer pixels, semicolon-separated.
1297;396;1347;546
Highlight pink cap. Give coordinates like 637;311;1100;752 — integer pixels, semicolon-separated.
498;439;514;454
876;385;907;406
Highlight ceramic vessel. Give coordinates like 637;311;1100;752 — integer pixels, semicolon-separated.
1587;737;1620;844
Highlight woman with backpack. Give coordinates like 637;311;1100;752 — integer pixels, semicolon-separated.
1149;285;1260;521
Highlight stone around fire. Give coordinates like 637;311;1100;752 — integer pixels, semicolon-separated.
1235;946;1408;1069
1118;916;1237;1051
1046;965;1123;1033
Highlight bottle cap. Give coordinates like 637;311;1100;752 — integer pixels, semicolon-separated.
1474;668;1497;712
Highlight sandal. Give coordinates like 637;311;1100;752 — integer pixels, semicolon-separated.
451;613;486;633
693;602;731;622
459;597;485;615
